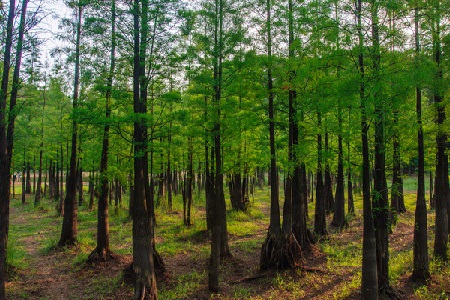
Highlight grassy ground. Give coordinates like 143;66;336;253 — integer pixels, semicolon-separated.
5;180;450;299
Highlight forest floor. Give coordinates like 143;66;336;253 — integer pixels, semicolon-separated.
5;186;450;299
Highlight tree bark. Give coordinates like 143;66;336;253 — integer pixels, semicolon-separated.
132;0;157;298
411;6;429;281
314;112;327;237
90;0;116;260
358;0;378;297
35;87;46;206
324;132;334;214
0;1;17;297
391;110;405;215
432;1;448;261
371;0;390;291
59;1;82;247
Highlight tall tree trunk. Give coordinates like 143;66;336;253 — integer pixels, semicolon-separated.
59;2;82;247
332;125;346;228
411;6;430;282
286;0;309;253
58;143;64;216
33;154;36;194
347;170;354;215
391;110;405;214
35;87;46;206
432;1;448;261
314;112;327;237
55;160;60;204
132;0;157;298
260;0;299;272
167;121;173;211
184;138;193;226
324;132;334;214
205;95;213;231
429;171;434;209
90;0;116;260
77;160;83;206
26;161;31;194
332;3;346;228
22;155;26;204
371;1;390;292
0;1;16;297
210;0;230;273
359;0;378;297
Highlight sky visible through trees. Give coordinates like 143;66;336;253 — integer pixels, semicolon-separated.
1;0;450;299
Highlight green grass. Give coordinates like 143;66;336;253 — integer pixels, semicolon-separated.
6;182;450;299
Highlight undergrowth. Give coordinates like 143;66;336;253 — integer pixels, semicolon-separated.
6;183;450;299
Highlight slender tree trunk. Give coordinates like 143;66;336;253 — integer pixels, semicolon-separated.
22;158;26;204
324;132;334;214
77;161;83;206
286;0;309;253
314;112;327;237
59;2;82;247
167;122;173;211
205;95;213;231
429;171;434;209
332;6;346;227
372;0;390;290
411;6;430;282
26;161;31;194
359;0;378;297
132;0;159;297
260;0;300;271
33;154;36;194
58;143;64;216
0;1;16;297
391;110;405;214
184;138;193;226
35;88;46;206
90;0;116;260
332;129;346;227
432;1;448;261
210;0;230;270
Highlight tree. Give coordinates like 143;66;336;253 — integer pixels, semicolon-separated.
432;0;448;261
314;110;327;237
411;3;430;283
259;0;301;272
34;74;47;207
370;0;390;292
330;0;346;229
89;0;116;260
358;0;378;297
0;0;28;297
59;0;83;247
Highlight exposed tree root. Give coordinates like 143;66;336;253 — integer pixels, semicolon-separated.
87;248;115;263
229;272;270;284
383;285;406;300
260;231;303;271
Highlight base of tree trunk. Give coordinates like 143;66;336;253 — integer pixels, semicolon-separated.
260;231;303;271
5;263;19;282
122;251;165;283
410;269;431;285
153;246;165;275
87;248;115;263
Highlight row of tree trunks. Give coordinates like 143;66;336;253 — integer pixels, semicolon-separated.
228;173;249;211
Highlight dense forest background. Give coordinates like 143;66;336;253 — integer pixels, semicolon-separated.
1;0;450;299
